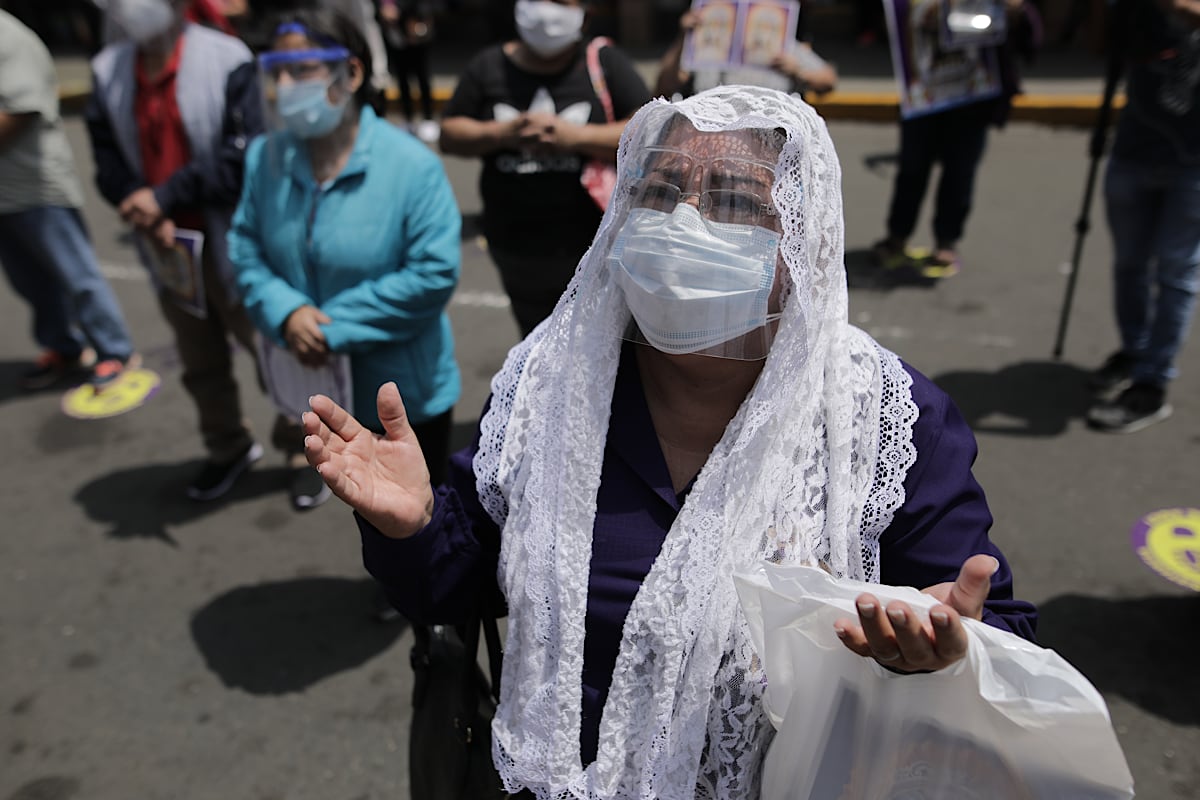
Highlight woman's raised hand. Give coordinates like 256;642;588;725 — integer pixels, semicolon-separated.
303;382;434;539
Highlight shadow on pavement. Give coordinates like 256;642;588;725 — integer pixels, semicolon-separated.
845;247;939;290
73;461;291;545
862;150;899;175
1037;593;1200;725
0;359;89;405
3;776;82;800
0;342;180;407
191;577;408;695
932;360;1094;437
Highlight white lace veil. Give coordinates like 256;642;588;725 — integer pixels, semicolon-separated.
473;86;919;799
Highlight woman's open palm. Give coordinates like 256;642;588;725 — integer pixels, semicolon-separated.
303;383;434;539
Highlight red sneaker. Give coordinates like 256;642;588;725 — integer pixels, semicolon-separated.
89;353;142;389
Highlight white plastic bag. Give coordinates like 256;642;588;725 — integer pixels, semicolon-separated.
733;564;1135;799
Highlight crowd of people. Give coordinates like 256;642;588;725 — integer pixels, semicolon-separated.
0;0;1194;795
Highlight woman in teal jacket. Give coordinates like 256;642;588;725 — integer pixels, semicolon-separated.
229;8;460;510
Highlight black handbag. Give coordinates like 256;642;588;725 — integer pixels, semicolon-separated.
408;618;506;800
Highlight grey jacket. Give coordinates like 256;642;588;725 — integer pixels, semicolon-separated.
86;23;252;294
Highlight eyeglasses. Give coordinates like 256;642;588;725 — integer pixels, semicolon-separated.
628;147;779;227
628;178;778;227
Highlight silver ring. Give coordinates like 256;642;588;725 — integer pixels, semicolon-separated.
874;651;902;662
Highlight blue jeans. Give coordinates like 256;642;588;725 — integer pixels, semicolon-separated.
0;206;135;361
1105;159;1200;386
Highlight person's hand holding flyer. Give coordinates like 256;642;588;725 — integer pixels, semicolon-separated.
135;227;207;319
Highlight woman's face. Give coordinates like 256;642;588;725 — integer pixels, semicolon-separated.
655;123;788;317
642;124;783;235
618;122;789;361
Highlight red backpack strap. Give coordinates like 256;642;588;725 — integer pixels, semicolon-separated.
585;36;615;123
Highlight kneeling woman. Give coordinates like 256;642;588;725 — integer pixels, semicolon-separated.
303;86;1036;798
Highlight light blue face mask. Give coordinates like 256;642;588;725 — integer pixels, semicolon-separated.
609;204;782;357
276;78;348;139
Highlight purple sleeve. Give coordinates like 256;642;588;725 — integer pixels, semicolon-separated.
358;439;504;625
879;364;1038;641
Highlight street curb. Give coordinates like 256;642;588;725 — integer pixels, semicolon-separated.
59;86;1124;127
809;92;1125;126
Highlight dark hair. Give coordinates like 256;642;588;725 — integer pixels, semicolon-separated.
270;6;386;117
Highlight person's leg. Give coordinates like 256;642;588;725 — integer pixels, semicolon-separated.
1104;159;1162;362
929;104;990;269
412;43;434;121
159;253;255;465
29;207;136;363
1086;160;1174;432
409;43;440;142
277;411;329;509
394;46;416;125
489;248;581;337
0;209;85;360
1138;165;1200;387
881;115;938;260
409;408;454;487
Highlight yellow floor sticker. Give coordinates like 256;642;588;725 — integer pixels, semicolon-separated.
1132;508;1200;592
61;368;162;420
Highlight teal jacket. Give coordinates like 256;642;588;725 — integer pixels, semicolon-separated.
229;106;460;428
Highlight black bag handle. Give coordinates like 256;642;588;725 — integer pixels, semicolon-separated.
455;612;503;743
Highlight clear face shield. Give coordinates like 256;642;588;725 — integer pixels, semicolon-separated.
606;115;787;361
258;26;355;145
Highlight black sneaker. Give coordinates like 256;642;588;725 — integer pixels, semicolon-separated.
187;441;264;501
1087;383;1173;433
289;465;331;511
1089;351;1136;396
20;348;97;390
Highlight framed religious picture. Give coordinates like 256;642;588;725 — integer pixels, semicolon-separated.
884;0;1002;118
682;0;799;73
683;0;741;71
739;0;797;68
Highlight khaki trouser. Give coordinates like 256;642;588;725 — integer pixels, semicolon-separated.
157;245;302;463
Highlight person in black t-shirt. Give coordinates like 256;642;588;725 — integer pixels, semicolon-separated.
439;0;650;337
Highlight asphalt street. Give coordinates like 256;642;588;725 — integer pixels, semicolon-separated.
1;114;1197;800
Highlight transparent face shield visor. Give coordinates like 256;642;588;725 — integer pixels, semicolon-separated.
258;39;354;151
606;128;787;361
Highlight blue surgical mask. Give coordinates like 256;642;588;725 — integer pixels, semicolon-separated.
277;78;348;139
